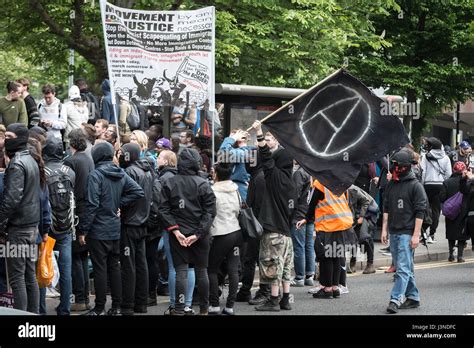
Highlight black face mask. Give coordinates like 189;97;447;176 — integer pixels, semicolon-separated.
5;137;27;157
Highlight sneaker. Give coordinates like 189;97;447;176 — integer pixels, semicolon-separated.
448;254;455;262
235;291;251;302
312;288;333;299
427;236;437;244
147;296;157;306
333;288;341;298
399;299;420;309
386;302;399;314
255;297;280;312
120;308;134;316
304;278;314;286
198;308;208;316
248;292;268;305
363;263;376;274
290;278;304;287
170;308;185;316
183;306;195;315
222;307;235;315
82;308;105;316
134;305;147;313
308;285;323;294
208;306;221;315
107;308;121;316
338;285;349;295
457;257;466;263
163;306;174;315
379;246;390;253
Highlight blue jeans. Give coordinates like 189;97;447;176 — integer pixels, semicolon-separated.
162;232;195;307
50;232;73;315
290;222;316;280
235;182;248;202
389;234;420;306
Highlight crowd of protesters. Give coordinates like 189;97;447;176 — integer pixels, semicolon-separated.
0;78;472;316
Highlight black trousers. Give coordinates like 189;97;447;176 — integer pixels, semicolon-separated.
424;184;442;236
146;236;160;296
448;240;466;259
87;238;121;311
350;239;375;264
72;250;90;304
320;256;342;288
208;231;242;308
175;264;208;312
120;227;149;310
239;236;270;296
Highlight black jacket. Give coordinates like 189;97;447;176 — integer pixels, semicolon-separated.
0;149;40;230
441;174;470;241
43;135;76;189
291;165;311;223
258;145;296;236
24;95;39;128
78;161;144;240
245;151;265;219
64;151;94;219
158;149;216;238
383;171;427;235
122;159;153;230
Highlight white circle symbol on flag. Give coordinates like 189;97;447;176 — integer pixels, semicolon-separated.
298;83;372;158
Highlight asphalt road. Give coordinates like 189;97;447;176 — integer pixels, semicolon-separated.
53;256;473;316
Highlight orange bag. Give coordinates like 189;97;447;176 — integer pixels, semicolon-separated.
36;236;56;288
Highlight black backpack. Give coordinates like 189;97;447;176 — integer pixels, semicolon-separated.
82;92;101;123
147;177;163;231
45;165;76;234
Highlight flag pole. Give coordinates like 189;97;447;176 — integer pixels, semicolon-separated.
246;68;344;132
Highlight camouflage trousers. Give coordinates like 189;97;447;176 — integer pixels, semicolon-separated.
258;232;294;285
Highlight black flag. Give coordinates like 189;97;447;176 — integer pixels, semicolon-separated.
263;69;409;195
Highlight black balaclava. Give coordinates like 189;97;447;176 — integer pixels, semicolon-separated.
390;149;413;182
92;142;115;165
119;143;141;169
5;123;29;157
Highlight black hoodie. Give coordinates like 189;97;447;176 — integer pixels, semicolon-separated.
78;143;144;240
258;145;296;236
43;135;76;183
158;148;216;238
383;170;427;235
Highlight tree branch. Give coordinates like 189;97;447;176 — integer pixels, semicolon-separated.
29;0;68;39
72;0;85;40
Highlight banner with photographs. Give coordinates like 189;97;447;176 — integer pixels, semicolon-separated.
100;1;216;136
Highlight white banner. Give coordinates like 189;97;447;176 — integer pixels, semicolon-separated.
100;1;215;114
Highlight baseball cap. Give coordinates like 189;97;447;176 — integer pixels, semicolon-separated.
391;149;413;166
156;138;172;150
460;140;471;150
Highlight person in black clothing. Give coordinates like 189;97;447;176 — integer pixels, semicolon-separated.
158;148;216;315
76;78;101;124
441;161;470;263
382;149;427;314
17;78;39;128
118;143;154;315
79;142;144;316
251;120;296;312
63;129;95;312
236;148;271;304
0;123;41;313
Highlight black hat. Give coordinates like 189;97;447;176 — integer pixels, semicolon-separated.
391;149;413;166
6;123;29;142
426;137;442;150
92;142;115;164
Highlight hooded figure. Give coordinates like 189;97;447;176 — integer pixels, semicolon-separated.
63;85;89;144
258;145;296;236
5;123;29;158
100;79;116;124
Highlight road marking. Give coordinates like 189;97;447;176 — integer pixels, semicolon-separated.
347;258;474;278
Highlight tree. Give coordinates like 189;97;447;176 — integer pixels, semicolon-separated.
0;0;398;90
346;0;474;148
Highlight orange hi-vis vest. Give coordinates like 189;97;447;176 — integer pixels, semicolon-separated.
312;180;353;232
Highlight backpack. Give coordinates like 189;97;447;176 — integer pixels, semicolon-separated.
127;102;141;131
147;177;163;230
442;191;463;220
82;92;101;123
45;165;76;234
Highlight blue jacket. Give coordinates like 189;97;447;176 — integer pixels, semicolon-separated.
79;161;144;240
100;79;117;124
219;137;254;184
